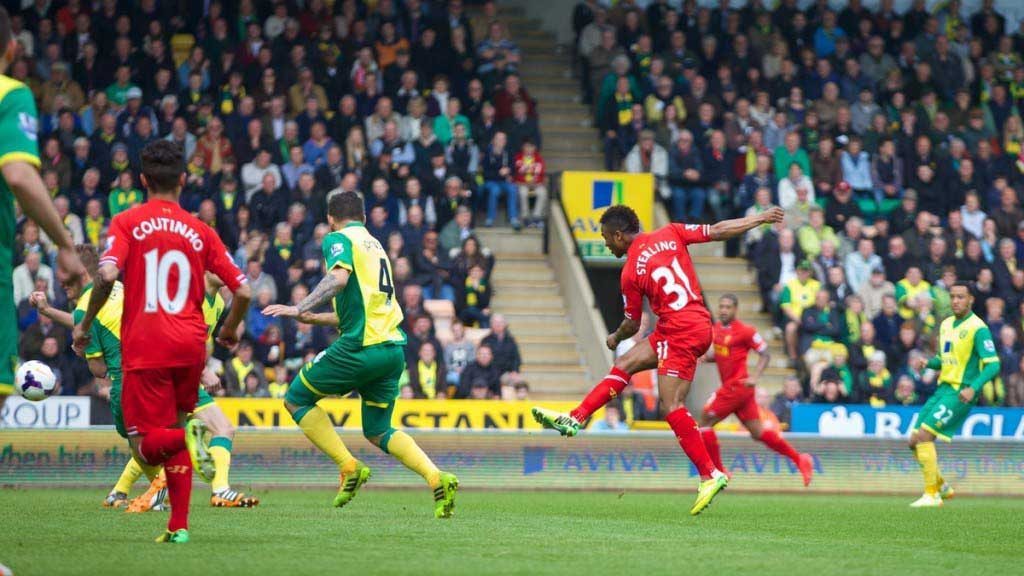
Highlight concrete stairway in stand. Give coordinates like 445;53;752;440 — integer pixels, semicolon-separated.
475;227;589;398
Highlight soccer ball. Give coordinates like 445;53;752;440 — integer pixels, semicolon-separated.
15;360;57;401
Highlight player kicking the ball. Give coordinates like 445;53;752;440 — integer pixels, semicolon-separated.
907;282;999;507
74;141;251;543
533;205;784;515
699;294;814;486
263;191;458;518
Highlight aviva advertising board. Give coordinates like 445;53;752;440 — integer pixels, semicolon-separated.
561;172;654;261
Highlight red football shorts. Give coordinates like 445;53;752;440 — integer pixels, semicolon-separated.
703;385;760;422
122;364;204;436
648;316;713;380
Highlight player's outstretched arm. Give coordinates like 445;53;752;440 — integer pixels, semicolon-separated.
217;283;252;350
295;311;342;326
708;206;784;241
3;161;84;281
28;291;73;329
263;268;350;320
73;262;118;353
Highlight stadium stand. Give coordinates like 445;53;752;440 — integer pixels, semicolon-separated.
570;0;1024;419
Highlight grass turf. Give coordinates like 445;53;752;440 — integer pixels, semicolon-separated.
0;488;1019;576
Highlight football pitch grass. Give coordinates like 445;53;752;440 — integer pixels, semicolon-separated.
1;488;1019;576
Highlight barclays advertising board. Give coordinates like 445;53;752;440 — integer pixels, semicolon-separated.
791;404;1024;439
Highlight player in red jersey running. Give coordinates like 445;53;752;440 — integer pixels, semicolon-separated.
73;141;251;544
533;204;784;515
699;294;814;486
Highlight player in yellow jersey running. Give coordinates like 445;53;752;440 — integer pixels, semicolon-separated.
908;282;1000;507
32;249;257;509
263;191;458;518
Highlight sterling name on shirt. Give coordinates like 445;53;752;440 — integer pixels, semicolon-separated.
634;241;677;276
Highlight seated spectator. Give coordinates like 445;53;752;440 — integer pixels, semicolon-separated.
240;372;271;398
855;351;892;407
891;375;920;406
434;97;471;147
444;322;477;388
811;138;841;197
477;21;521;81
268;366;290;400
770;376;804;430
668;130;705;222
625;130;670;203
505;97;542;153
859;266;896;319
826;182;863;232
280;145;313;191
224;340;267;396
456;263;492;329
800;289;844;370
408;341;447;399
591;402;630;432
797;206;837;260
514;139;548;228
241;148;283;200
457;344;502;399
870;138;902;203
1005;355;1024;408
601;75;640;170
778;162;815;210
845;238;883;293
13;252;54;307
413;230;454;301
811;368;848;404
481;314;522;385
249;173;289;233
440;205;475;257
773;131;811;181
255;323;286;370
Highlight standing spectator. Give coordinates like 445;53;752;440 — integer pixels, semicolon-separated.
224;341;268;396
482;131;519;229
457;344;502;399
13;252;54;307
770;376;805;430
456;263;492;329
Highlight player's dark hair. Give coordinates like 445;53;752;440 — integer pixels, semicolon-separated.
328;190;366;223
720;293;739;306
951;281;973;293
0;8;10;55
140;140;184;193
75;244;99;278
599;205;640;234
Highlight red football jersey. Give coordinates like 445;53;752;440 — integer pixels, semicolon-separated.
620;223;712;324
99;199;245;370
711;320;768;388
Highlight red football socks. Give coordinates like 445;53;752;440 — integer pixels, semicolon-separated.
700;428;725;472
139;428;186;465
164;449;193;532
666;408;715;479
570;367;630;422
759;429;801;465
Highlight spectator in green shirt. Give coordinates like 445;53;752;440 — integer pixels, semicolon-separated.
797;206;839;259
105;65;139;107
773;131;812;180
108;172;144;216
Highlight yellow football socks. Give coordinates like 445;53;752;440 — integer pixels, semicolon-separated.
915;442;940;495
298;406;354;472
209;444;232;493
113;458;145;494
387;431;441;488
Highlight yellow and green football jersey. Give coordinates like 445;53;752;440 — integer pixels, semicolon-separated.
72;281;126;385
203;291;226;351
0;74;41;393
936;313;998;390
322;222;406;348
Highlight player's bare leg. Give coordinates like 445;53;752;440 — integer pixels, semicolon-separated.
658;373;728;515
741;418;814;486
908;428;946;507
195;405;259;508
533;339;657;436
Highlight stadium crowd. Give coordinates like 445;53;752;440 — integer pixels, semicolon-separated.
573;0;1024;414
11;0;540;413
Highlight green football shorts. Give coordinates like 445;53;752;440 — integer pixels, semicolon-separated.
916;383;977;442
0;280;16;396
285;341;405;438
